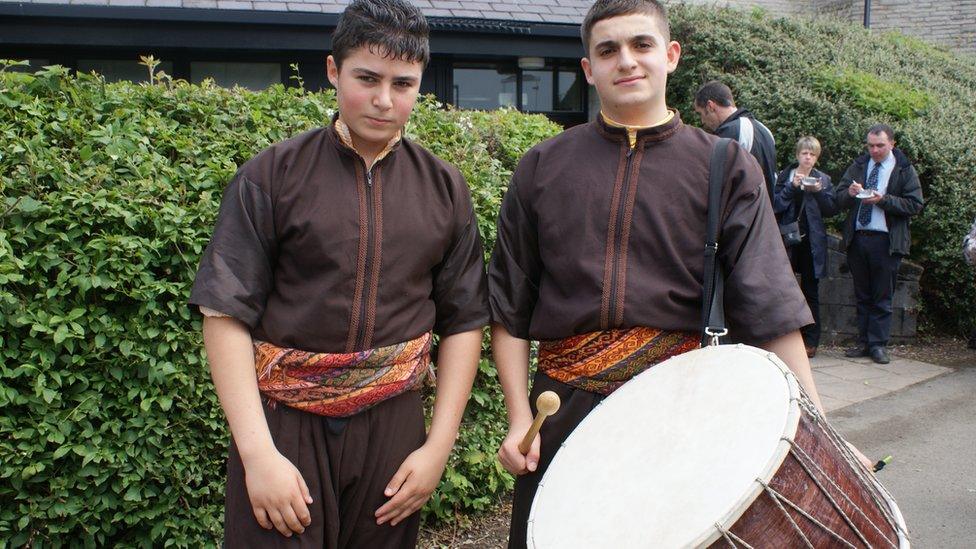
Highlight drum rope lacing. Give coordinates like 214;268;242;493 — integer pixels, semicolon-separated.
788;439;897;548
714;522;755;548
796;390;907;543
760;476;858;548
714;371;903;548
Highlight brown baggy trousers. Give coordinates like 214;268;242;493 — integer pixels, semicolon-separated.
507;372;606;549
224;390;426;548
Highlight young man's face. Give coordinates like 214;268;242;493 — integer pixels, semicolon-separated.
693;100;724;132
866;131;894;163
327;46;423;152
581;13;680;123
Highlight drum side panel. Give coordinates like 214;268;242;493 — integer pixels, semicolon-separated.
718;414;900;548
528;346;795;549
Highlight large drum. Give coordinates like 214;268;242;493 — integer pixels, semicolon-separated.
528;344;909;548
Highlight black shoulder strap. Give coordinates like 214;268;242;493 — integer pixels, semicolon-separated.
701;138;731;347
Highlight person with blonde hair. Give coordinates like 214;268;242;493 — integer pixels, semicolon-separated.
773;136;839;357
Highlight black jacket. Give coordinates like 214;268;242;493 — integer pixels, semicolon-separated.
835;148;924;257
715;108;777;201
773;165;838;279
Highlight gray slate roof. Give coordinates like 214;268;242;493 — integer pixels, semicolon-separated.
3;0;591;24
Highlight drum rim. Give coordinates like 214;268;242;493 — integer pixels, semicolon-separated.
873;475;912;548
527;344;803;549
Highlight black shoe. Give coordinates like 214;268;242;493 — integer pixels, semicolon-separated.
844;346;869;358
870;347;890;364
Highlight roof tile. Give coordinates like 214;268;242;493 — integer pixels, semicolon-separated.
509;11;544;21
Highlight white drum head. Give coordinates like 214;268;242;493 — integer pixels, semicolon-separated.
528;345;801;548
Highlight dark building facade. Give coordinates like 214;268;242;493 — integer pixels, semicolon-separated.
0;1;595;126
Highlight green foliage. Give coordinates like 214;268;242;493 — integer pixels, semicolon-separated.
813;67;932;120
0;63;559;545
4;5;976;543
668;5;976;335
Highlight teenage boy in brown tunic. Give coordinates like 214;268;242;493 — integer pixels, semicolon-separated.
488;2;863;547
189;1;487;546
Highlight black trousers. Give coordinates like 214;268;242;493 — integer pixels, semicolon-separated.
790;236;821;348
224;392;426;549
847;232;901;349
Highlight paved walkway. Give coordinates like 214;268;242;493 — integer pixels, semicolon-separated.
811;349;953;412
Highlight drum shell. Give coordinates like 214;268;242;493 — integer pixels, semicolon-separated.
710;409;904;548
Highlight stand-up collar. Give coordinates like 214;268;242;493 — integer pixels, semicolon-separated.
329;113;402;169
596;109;684;147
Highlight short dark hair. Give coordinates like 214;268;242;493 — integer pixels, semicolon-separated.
867;123;895;142
694;80;735;108
331;0;430;69
581;0;670;52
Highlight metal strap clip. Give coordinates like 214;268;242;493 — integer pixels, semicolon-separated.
704;327;728;346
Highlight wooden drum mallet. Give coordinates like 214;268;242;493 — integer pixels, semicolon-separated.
519;391;561;454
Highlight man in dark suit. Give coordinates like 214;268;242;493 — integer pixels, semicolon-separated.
694;80;777;201
835;124;924;364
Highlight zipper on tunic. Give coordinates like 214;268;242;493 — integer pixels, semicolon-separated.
607;146;635;327
357;166;376;349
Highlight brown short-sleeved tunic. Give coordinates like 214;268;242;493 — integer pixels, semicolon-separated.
488;113;812;345
190;122;489;353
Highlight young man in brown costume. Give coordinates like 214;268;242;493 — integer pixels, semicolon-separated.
488;1;859;546
189;1;488;546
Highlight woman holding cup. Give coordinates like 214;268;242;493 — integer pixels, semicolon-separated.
774;136;839;357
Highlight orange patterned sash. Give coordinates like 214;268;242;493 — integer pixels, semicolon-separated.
538;327;699;395
254;332;431;417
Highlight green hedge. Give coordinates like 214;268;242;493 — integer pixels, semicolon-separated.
667;5;976;334
4;5;976;545
0;63;559;546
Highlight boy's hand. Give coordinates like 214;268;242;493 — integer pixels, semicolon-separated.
375;443;450;526
497;416;540;475
243;450;313;537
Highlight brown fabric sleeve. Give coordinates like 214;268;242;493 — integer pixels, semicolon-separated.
431;172;490;337
488;153;543;340
188;170;277;329
718;145;814;344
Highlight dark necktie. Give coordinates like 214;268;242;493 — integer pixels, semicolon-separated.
858;162;882;226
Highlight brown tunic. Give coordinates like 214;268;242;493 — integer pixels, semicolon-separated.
190;122;489;353
488;112;812;345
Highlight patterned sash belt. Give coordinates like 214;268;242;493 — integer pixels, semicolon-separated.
254;331;432;417
538;327;699;395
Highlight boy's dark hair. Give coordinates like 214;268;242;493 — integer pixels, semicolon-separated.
331;0;430;69
581;0;670;52
694;80;735;108
867;123;895;142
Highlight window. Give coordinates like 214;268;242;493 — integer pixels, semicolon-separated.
452;60;584;114
556;67;584;112
453;65;517;110
77;59;173;83
190;62;282;90
522;70;553;112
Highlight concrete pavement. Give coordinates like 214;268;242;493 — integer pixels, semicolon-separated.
810;349;953;412
829;365;976;547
